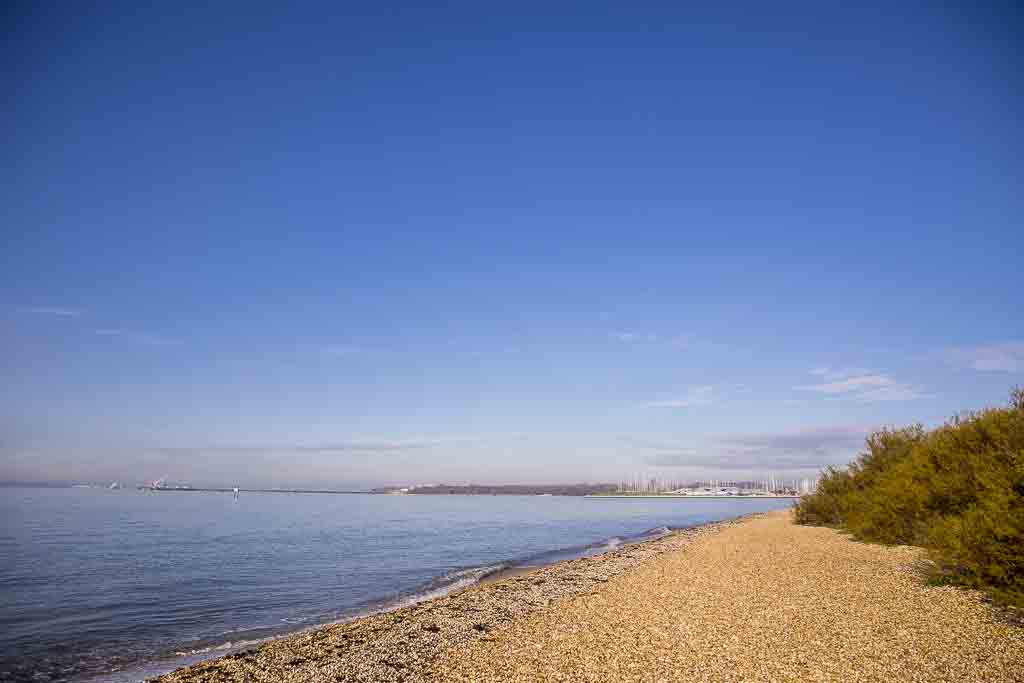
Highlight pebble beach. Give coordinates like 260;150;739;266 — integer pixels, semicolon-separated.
154;511;1024;682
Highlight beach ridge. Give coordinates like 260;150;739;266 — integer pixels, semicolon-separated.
437;510;1024;682
153;514;755;682
154;511;1024;682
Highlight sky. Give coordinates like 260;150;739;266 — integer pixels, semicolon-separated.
3;0;1022;488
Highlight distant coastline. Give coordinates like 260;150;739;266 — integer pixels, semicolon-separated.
3;482;804;498
586;493;800;499
3;482;623;496
371;483;620;496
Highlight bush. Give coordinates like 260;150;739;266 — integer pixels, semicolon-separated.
794;388;1024;606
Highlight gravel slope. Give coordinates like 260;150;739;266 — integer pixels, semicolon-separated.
152;516;744;682
434;510;1024;682
154;511;1023;682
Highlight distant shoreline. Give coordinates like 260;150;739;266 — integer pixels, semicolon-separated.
137;487;373;494
586;494;800;499
7;484;802;499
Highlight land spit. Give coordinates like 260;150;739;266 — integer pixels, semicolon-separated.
154;511;1024;682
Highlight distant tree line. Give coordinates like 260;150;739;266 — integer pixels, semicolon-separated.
795;388;1024;606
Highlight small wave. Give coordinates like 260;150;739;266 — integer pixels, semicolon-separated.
392;563;508;609
174;637;267;657
280;616;311;625
641;525;672;538
166;531;673;671
162;565;511;666
214;624;274;636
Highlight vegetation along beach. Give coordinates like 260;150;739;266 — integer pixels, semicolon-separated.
156;509;1024;682
6;2;1022;681
153;392;1024;682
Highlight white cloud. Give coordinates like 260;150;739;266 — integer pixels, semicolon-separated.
611;331;658;342
322;344;371;356
24;307;82;317
94;329;181;346
634;425;868;473
647;385;714;408
610;331;690;348
801;374;893;394
797;370;925;402
151;439;446;455
137;334;183;346
949;342;1024;373
854;383;926;402
22;310;182;346
809;367;870;381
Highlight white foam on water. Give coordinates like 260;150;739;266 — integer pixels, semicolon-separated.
391;563;508;609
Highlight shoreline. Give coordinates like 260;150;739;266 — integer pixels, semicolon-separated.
121;522;676;680
438;511;1024;682
151;514;757;682
148;510;1024;682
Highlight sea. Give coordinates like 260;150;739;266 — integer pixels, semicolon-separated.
0;487;792;682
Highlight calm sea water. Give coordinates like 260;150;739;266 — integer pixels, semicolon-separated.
0;487;791;682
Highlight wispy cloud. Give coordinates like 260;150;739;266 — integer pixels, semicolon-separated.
24;307;82;317
324;342;525;359
611;331;658;342
150;439;453;455
618;436;700;452
609;330;689;347
22;309;181;346
135;334;181;347
809;367;870;381
94;329;182;346
647;385;714;408
635;425;867;472
463;346;523;357
719;425;868;455
322;344;374;357
947;342;1024;373
797;369;925;402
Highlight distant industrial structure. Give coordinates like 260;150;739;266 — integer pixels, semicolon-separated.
138;477;194;491
615;475;818;497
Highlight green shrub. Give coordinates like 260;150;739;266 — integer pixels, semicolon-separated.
794;388;1024;607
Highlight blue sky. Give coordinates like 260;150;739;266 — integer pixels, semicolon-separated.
3;1;1022;487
